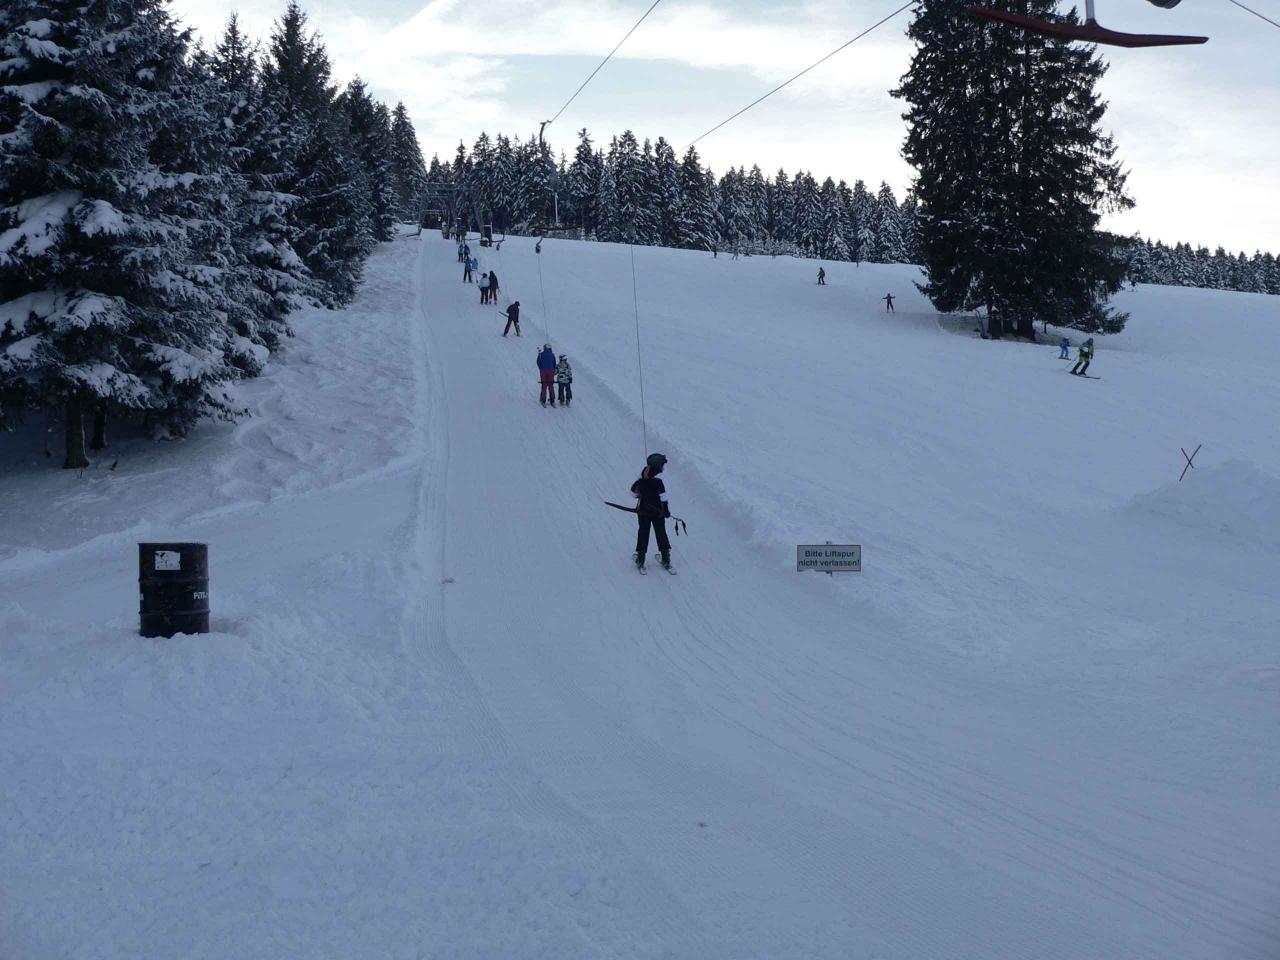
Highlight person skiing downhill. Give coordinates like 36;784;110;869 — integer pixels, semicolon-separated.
631;453;672;571
503;301;521;337
817;267;826;285
537;344;557;406
1059;337;1070;359
883;292;895;312
555;354;573;407
1071;338;1095;376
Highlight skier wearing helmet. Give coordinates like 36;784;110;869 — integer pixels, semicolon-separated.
537;343;558;406
631;453;672;571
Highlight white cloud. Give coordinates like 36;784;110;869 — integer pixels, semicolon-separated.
172;0;1279;250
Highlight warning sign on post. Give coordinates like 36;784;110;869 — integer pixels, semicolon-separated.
796;544;862;573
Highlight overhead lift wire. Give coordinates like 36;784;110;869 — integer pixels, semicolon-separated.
687;0;916;149
543;0;666;131
1224;0;1280;30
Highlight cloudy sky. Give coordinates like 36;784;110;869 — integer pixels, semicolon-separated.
170;0;1279;252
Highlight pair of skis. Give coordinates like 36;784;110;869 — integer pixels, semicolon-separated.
634;555;676;575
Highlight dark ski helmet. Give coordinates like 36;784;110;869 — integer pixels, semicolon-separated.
646;452;668;472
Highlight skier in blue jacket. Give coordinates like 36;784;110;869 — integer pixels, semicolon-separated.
537;344;558;406
1059;337;1070;359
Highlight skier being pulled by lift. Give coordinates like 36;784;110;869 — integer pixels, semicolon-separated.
555;354;573;407
632;453;673;571
537;343;558;406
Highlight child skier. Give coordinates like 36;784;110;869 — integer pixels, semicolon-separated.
631;453;672;571
883;292;895;312
463;256;475;283
503;301;520;337
479;272;490;303
537;344;558;406
1059;337;1070;359
817;267;826;285
555;354;573;407
1071;338;1095;376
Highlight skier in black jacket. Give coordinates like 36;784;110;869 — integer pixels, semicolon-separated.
631;452;672;570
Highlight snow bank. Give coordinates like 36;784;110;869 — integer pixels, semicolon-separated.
1126;458;1280;546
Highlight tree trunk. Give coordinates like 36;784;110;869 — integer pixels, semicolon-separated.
987;304;1005;339
63;393;90;470
90;402;107;451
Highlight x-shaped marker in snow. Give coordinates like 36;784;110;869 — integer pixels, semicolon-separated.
1179;444;1201;482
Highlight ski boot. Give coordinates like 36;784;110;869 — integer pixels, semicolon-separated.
633;552;646;570
659;551;672;571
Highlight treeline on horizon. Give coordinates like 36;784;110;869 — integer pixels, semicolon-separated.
428;129;1280;304
0;1;429;468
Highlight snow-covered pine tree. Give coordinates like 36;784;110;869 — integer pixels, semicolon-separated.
491;134;516;232
338;79;394;241
871;182;905;263
894;0;1131;338
1;0;251;466
768;170;793;249
676;147;717;251
208;15;314;355
609;131;656;244
261;4;373;305
847;180;874;264
596;157;620;243
651;138;682;248
790;173;822;256
291;110;374;305
744;165;769;247
388;102;427;223
565;129;600;234
817;178;849;262
898;192;922;265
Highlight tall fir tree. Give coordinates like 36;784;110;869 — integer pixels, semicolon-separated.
1;0;246;465
261;4;373;305
388;102;427;222
894;0;1132;337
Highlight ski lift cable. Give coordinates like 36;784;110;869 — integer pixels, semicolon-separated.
536;248;552;342
545;0;666;130
1224;0;1280;30
629;241;649;456
686;0;916;149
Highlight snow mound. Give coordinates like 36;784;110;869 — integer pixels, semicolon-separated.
1126;459;1280;546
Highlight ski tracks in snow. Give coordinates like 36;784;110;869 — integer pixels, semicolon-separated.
416;236;1280;960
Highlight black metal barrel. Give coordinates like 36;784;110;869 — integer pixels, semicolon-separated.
139;543;209;638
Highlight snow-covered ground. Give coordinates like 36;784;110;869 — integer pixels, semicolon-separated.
2;232;1277;959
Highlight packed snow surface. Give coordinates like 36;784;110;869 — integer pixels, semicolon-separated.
2;232;1278;959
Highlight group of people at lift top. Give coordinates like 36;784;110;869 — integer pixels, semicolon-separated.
815;268;896;311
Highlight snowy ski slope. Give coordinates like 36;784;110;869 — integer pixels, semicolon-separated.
1;231;1277;959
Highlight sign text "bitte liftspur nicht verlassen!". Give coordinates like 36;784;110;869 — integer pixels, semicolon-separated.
796;544;862;573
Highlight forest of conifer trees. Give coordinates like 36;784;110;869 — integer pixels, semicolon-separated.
0;1;428;466
428;128;1279;304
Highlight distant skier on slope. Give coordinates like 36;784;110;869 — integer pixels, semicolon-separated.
457;241;465;263
1071;338;1095;376
537;344;558;406
817;267;826;285
883;292;895;312
631;453;672;571
1059;337;1070;359
487;270;500;303
463;256;475;283
555;354;573;407
479;272;490;303
503;301;521;337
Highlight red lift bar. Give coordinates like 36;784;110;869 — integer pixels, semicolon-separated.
969;0;1208;47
